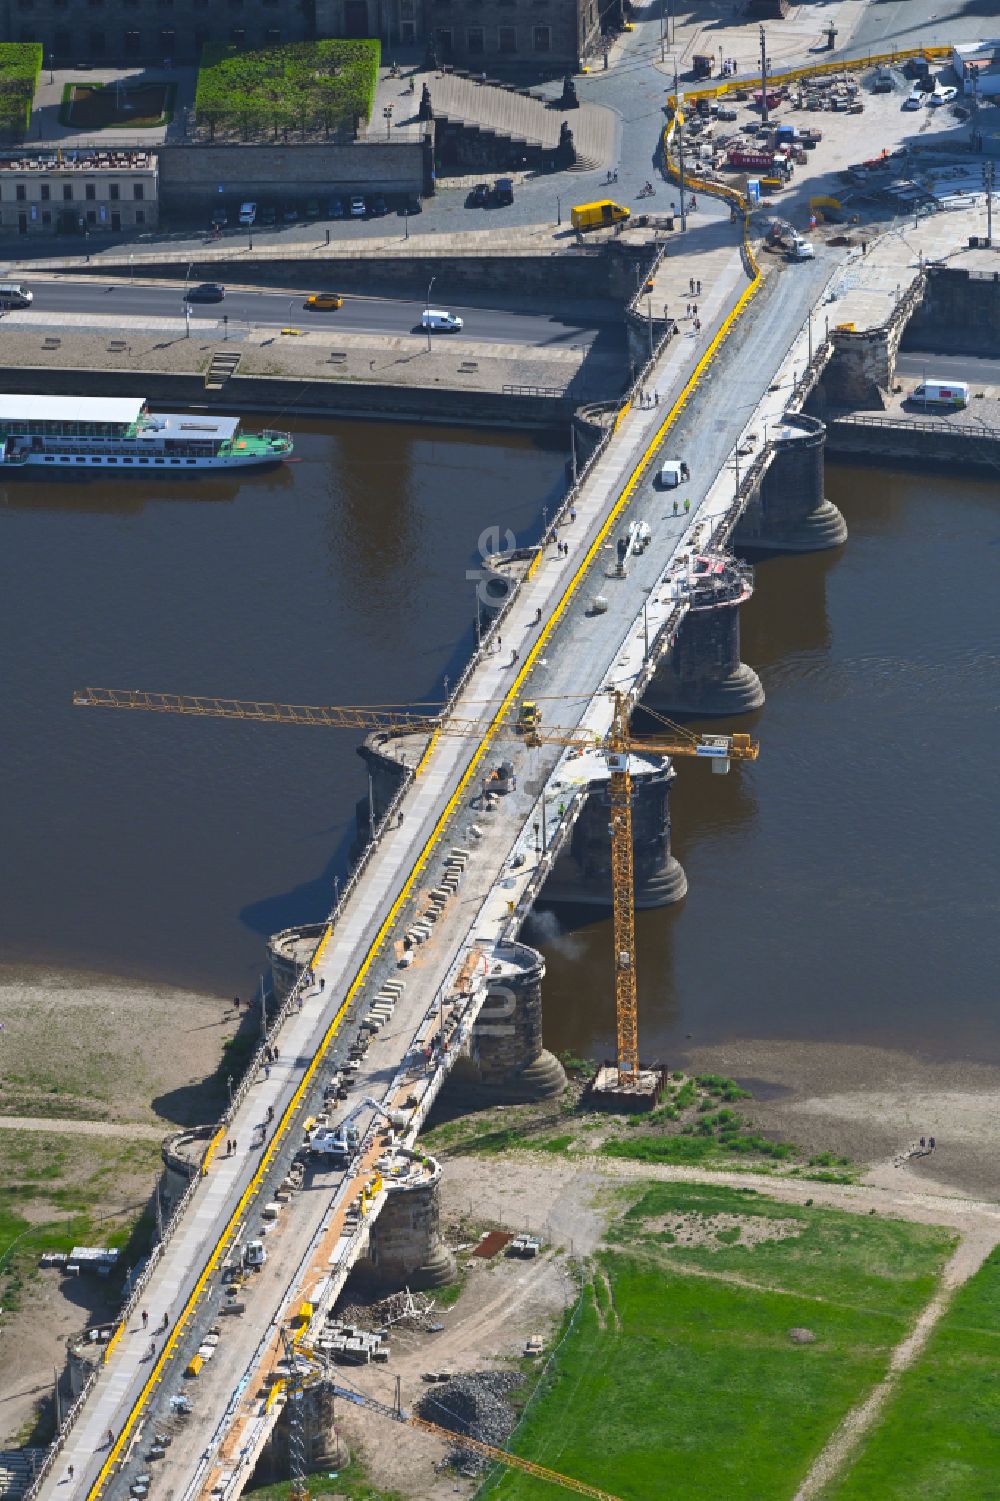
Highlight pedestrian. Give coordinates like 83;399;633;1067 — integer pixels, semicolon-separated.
161;1312;168;1331
233;995;241;1012
552;529;559;548
919;1136;926;1149
929;1136;935;1150
320;977;325;992
225;1139;231;1157
683;497;691;513
672;499;678;515
264;1063;271;1080
67;1467;74;1483
692;303;698;317
689;276;695;294
654;391;660;406
497;635;502;651
697;279;702;295
694;318;701;333
570;505;577;523
686;302;691;317
511;648;519;664
862;240;868;255
106;1430;114;1448
142;1309;149;1329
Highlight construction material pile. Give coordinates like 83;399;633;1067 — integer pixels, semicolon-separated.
417;1371;525;1471
337;1288;438;1330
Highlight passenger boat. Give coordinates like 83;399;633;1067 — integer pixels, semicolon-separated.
0;395;293;472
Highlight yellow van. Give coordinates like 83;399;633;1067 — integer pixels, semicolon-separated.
571;200;630;232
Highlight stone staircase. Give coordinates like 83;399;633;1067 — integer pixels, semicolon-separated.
422;74;614;171
205;349;241;391
0;1449;47;1499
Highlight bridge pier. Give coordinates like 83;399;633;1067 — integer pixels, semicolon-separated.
448;941;567;1103
540;758;687;909
735;413;847;553
642;553;764;717
355;1156;456;1291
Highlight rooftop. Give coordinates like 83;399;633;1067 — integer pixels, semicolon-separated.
0;394;145;425
0;151;155;173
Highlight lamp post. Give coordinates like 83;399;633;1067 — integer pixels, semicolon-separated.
556;194;561;226
425;274;436;351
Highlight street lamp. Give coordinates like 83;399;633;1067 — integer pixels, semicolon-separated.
556;194;561;226
383;103;394;140
227;1074;234;1110
425;274;436;351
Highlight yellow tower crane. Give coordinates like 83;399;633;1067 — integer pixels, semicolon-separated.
73;686;758;1084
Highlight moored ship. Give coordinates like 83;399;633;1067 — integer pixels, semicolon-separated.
0;395;292;472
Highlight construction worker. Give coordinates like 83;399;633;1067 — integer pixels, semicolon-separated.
683;497;691;514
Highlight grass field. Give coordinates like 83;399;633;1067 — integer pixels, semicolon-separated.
476;1183;956;1501
823;1246;1000;1501
246;1458;401;1499
195;40;379;140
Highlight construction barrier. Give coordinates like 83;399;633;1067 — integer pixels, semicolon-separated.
666;43;953;110
103;1322;125;1366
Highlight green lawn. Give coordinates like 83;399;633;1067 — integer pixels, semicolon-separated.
0;42;41;137
195;40;379;140
823;1246;1000;1501
476;1184;956;1501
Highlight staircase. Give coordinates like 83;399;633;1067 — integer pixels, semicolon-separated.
205;350;241;391
0;1450;47;1499
424;74;614;171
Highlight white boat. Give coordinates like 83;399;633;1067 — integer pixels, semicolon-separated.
0;395;292;473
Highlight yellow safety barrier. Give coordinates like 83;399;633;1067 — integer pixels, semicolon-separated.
265;1377;286;1412
200;1124;227;1178
88;122;769;1500
613;399;632;433
665;43;953;111
103;1322;125;1366
414;725;442;776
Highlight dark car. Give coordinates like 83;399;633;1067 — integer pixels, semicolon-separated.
371;193;387;216
261;205;277;227
493;177;514;206
468;182;490;208
185;283;225;303
282;204;299;223
329;195;345;218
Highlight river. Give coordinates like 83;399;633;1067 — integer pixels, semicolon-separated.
2;433;996;1063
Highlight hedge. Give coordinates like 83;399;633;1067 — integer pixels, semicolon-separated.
0;43;42;139
194;40;380;140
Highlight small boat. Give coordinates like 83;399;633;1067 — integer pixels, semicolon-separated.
0;394;292;473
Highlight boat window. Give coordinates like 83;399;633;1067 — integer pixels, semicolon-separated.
107;458;117;464
187;459;196;465
45;456;54;462
139;458;149;464
171;459;180;465
76;457;85;463
123;458;133;464
60;456;70;463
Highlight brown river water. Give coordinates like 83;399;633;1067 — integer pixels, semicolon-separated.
1;421;997;1063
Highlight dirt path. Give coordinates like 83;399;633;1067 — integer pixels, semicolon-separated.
791;1228;997;1499
0;1116;166;1140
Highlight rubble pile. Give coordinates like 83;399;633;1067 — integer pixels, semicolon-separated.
337;1288;438;1330
417;1371;525;1470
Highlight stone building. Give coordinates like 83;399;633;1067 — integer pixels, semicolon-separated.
3;0;601;70
0;150;158;234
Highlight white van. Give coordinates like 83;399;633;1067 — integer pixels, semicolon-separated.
238;201;256;226
911;379;969;409
421;308;463;332
657;459;688;488
0;283;32;308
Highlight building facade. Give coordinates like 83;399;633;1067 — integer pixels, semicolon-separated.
0;150;158;234
3;0;601;69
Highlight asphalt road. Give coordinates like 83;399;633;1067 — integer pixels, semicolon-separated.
21;276;608;348
896;351;1000;384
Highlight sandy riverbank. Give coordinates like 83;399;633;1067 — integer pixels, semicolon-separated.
680;1038;1000;1202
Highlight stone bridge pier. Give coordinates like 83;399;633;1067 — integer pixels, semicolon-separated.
735;413;847;553
448;940;567;1104
540;755;687;909
354;1153;456;1290
642;553;764;717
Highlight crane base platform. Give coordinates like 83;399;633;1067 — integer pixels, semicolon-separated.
586;1063;668;1113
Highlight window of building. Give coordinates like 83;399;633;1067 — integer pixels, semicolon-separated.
265;27;281;42
53;26;71;49
400;19;415;40
136;209;145;223
85;182;97;200
40;183;50;200
533;23;549;48
89;28;106;53
15;183;26;202
436;27;453;52
195;26;209;48
498;24;516;50
124;29;141;55
466;25;483;51
161;26;175;49
230;26;246;44
109;182;120;200
133;182;144;200
400;0;414;12
42;210;51;224
62;184;73;201
86;209;97;224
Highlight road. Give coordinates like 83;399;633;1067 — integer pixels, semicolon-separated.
16;277;609;348
896;350;1000;384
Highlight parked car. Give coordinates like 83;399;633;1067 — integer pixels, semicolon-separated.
238;201;256;226
329;196;345;218
282;204;299;223
468;182;490;208
260;205;277;227
903;88;924;110
350;196;366;218
928;86;958;105
716;107;738;121
210;207;228;228
305;292;345;310
371;193;387;216
186;283;226;303
305;197;320;218
493;177;514;206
